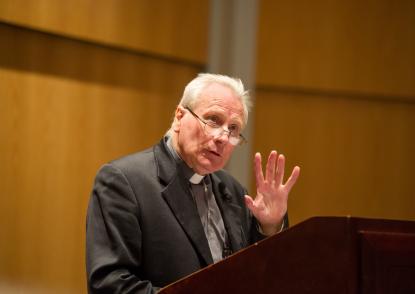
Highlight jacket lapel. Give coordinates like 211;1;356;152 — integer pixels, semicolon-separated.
211;174;244;253
155;140;213;265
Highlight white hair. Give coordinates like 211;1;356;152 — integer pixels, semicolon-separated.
167;73;252;135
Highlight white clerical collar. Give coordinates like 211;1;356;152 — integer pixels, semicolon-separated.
189;173;205;184
165;136;206;184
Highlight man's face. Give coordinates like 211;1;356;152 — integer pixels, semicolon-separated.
173;83;245;175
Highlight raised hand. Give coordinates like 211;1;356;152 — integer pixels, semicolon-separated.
245;151;300;236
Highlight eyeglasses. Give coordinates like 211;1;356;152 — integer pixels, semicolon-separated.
185;107;247;146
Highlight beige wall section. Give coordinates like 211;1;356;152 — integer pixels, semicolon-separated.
0;0;208;64
254;91;415;225
0;1;206;291
257;0;415;98
254;0;415;225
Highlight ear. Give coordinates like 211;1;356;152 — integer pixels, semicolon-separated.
173;106;185;132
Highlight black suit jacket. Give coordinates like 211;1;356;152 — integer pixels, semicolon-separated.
86;138;285;293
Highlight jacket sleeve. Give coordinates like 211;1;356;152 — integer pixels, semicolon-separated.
86;164;159;294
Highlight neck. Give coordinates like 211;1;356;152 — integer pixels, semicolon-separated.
171;133;207;176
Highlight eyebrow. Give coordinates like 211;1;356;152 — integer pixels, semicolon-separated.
204;110;243;127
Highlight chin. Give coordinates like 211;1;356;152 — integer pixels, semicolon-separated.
196;159;225;174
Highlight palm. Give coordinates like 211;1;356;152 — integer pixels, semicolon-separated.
245;151;300;234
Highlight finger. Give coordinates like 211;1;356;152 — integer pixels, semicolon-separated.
254;152;264;186
275;154;285;185
265;151;277;182
284;166;300;193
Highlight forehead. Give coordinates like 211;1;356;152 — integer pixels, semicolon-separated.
194;83;244;119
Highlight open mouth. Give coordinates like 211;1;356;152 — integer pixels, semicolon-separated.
208;150;221;157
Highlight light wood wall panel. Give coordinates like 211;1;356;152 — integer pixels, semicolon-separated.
0;0;208;64
254;0;415;225
256;0;415;98
0;21;203;293
253;90;415;225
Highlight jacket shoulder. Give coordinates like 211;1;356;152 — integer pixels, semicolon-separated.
111;147;154;170
94;146;157;186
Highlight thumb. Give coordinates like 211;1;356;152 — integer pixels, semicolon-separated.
244;195;255;212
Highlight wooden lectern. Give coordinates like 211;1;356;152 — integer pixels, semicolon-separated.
159;217;415;294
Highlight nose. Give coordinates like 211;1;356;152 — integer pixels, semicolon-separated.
213;128;231;144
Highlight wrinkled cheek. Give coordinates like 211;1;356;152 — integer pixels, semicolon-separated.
209;154;227;169
222;148;234;162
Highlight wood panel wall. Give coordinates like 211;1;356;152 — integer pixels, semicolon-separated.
2;0;414;292
254;0;415;225
0;1;208;293
0;0;207;63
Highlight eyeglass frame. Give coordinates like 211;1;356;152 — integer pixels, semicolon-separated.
184;106;247;146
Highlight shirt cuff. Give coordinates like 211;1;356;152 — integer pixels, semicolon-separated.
257;218;285;236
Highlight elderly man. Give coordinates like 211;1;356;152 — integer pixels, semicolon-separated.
86;73;300;293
